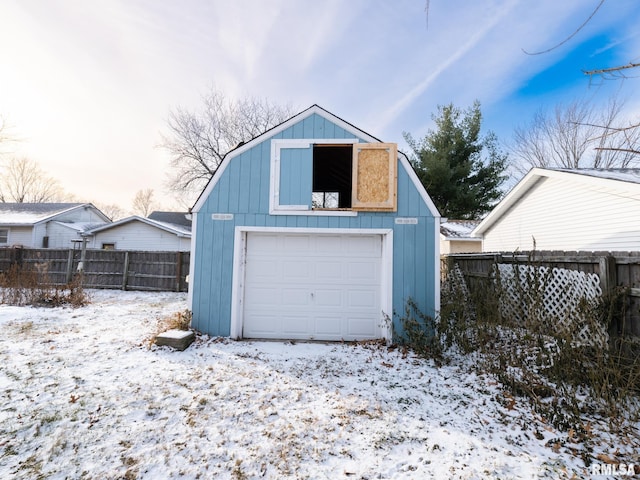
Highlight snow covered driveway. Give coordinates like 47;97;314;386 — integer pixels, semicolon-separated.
0;290;633;479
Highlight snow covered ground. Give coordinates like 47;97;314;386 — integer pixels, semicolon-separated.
0;290;638;479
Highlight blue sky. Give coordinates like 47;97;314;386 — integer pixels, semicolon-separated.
0;0;638;210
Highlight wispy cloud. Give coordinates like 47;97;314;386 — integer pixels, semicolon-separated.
372;0;518;133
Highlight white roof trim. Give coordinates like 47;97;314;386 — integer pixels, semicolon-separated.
472;167;640;236
399;150;440;218
84;215;191;237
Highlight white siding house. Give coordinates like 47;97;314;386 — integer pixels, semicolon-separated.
0;203;110;248
473;168;640;252
84;216;191;251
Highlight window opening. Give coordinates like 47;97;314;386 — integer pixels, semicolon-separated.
0;228;8;244
312;144;352;209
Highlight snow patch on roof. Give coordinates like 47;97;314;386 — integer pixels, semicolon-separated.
0;203;86;225
552;168;640;184
440;220;481;238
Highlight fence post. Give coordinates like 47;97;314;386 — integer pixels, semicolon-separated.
599;254;621;337
598;255;617;294
176;251;183;292
121;251;130;291
65;249;74;283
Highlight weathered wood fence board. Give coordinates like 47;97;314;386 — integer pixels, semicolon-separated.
0;247;190;292
443;251;640;337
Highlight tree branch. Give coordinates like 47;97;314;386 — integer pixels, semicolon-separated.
593;147;640;155
522;0;605;55
583;62;640;76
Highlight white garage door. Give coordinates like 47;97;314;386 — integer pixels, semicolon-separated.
242;232;383;341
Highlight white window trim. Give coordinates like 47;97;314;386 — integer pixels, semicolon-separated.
269;138;360;216
0;227;9;245
230;226;394;343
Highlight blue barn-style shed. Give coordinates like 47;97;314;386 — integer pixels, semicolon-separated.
188;105;440;342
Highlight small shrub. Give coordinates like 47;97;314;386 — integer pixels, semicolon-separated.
0;264;89;307
148;309;193;347
439;254;640;435
398;298;443;362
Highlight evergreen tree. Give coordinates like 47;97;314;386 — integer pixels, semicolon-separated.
404;101;508;219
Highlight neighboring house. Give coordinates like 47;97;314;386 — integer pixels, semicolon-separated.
189;104;441;342
472;168;640;252
440;220;482;254
0;203;110;249
83;215;191;251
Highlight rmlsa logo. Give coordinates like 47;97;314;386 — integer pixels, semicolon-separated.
591;463;636;476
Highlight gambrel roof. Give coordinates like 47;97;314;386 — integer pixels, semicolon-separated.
191;104;439;217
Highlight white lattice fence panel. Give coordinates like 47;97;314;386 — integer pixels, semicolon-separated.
444;263;470;302
495;264;607;347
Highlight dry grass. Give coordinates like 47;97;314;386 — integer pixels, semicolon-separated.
403;258;640;443
0;263;89;307
148;309;192;347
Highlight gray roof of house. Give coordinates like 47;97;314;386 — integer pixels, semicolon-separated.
552;168;640;184
148;211;192;231
0;203;87;225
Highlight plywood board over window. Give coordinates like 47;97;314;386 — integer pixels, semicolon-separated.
352;143;397;211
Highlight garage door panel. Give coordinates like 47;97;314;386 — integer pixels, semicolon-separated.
316;262;343;281
348;316;377;336
283;260;311;279
346;235;380;255
282;315;312;335
249;259;280;279
282;288;310;306
315;235;342;253
347;261;378;281
348;290;377;308
314;316;342;336
284;234;311;253
243;232;383;341
245;314;281;336
245;287;280;306
249;234;279;253
314;289;342;307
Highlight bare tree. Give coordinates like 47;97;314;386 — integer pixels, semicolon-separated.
510;96;640;175
160;88;295;201
95;202;126;221
0;116;18;157
132;188;155;217
0;116;8;146
0;157;68;203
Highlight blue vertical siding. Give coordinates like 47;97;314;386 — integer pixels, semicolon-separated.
191;112;438;340
279;148;312;206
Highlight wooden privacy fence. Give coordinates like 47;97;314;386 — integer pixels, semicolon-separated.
443;251;640;337
0;247;190;292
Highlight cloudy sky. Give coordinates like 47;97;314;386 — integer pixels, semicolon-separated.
0;0;638;212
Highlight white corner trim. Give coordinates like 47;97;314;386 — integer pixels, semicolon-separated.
187;212;198;310
433;216;441;315
229;226;246;339
398;151;441;218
